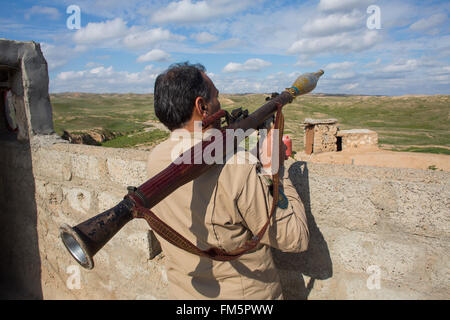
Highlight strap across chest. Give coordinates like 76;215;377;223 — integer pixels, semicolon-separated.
132;104;286;261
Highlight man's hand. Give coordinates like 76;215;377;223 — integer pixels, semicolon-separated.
258;125;287;176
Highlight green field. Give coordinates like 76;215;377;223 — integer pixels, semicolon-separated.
50;93;450;154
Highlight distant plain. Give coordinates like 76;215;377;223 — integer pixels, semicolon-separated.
50;93;450;155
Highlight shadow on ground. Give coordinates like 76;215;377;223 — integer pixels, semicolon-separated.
272;161;333;300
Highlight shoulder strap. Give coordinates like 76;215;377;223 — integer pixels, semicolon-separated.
133;104;285;261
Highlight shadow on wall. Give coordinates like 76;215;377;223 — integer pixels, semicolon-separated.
0;49;44;299
272;161;333;300
0;39;56;299
0;135;43;299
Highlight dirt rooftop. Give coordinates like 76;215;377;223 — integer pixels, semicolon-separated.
295;147;450;172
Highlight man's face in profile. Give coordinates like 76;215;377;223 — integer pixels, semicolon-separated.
202;72;221;129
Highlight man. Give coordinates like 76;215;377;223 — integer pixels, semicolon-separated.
147;62;309;299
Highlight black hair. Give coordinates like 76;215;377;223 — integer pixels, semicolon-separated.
154;62;211;131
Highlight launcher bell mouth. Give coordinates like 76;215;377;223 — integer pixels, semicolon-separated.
60;223;94;270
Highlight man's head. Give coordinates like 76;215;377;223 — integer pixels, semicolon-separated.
154;62;220;131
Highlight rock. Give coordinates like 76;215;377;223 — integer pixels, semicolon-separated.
61;129;120;146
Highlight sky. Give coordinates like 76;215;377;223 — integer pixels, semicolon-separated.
1;0;449;95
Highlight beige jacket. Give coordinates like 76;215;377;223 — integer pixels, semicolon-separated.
146;131;309;300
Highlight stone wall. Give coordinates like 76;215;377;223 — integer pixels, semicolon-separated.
0;40;53;140
338;129;378;150
303;119;379;154
312;124;338;153
31;136;168;299
303;119;338;154
277;161;449;299
2;136;447;299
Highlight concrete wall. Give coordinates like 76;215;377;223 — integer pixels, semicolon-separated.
3;136;446;299
277;160;449;299
0;39;53;299
0;40;53;139
31;136;168;299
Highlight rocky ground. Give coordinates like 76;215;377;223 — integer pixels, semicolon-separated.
61;129;121;145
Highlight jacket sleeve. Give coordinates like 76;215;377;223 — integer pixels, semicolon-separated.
236;164;309;253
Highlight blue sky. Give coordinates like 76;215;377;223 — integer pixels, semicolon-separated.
1;0;449;95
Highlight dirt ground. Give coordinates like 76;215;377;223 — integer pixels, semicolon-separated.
295;147;450;172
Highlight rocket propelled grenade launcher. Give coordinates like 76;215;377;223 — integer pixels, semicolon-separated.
59;69;324;269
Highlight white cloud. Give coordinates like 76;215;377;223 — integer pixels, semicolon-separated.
137;49;170;62
56;66;114;81
326;61;356;70
53;65;161;93
431;74;449;83
191;32;219;44
223;58;272;73
379;1;418;29
409;13;447;32
302;12;363;36
318;0;375;12
39;0;450;96
294;59;317;68
212;77;265;93
71;17;186;52
73;18;128;44
85;61;103;68
340;83;359;91
288;30;381;55
365;58;382;67
150;0;253;24
25;6;61;20
89;66;113;75
40;42;73;71
381;59;419;73
211;70;308;94
212;38;245;50
331;72;356;79
55;0;149;20
124;27;185;49
219;5;310;55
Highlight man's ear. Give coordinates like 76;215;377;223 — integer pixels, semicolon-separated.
194;96;207;118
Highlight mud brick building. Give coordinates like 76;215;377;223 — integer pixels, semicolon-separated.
303;118;339;154
304;118;378;155
337;129;379;151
